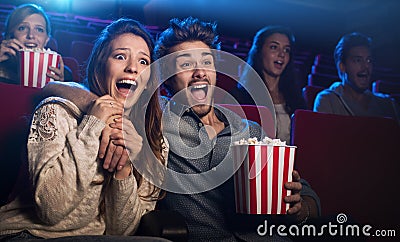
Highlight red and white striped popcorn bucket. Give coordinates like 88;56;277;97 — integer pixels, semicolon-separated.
19;49;60;88
232;144;296;214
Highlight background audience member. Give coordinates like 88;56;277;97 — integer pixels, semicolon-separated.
0;18;166;240
230;26;306;144
313;32;400;123
155;17;320;241
0;3;72;84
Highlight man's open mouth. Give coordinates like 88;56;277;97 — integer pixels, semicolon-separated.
357;73;369;78
189;84;208;101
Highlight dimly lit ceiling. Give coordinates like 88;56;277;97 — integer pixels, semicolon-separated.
5;0;400;69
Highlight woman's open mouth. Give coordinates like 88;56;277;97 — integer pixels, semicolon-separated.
274;60;284;69
116;79;137;96
24;43;38;49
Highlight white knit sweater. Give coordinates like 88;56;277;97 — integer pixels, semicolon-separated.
0;97;164;238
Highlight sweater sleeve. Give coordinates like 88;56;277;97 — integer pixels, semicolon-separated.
27;101;105;226
105;138;168;235
104;175;158;235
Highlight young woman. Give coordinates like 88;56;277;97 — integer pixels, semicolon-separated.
0;18;166;239
0;3;71;83
231;26;306;143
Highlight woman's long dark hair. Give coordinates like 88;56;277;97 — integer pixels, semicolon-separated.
241;25;306;115
85;18;165;210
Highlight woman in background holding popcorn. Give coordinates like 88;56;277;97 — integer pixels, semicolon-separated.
0;3;72;84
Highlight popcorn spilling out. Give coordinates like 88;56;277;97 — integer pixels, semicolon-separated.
234;137;286;146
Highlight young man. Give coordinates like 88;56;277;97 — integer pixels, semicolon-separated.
154;17;319;241
313;32;400;122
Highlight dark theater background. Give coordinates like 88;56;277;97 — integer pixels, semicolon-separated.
1;0;400;82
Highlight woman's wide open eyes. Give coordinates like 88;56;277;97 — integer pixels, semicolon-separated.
270;44;277;50
284;47;291;53
17;25;27;32
139;58;149;65
35;27;45;33
115;54;126;60
114;54;149;65
16;25;46;35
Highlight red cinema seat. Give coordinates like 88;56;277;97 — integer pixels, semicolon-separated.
217;104;275;138
307;73;340;88
291;109;400;227
302;85;325;110
0;83;42;205
372;80;400;95
63;56;81;82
